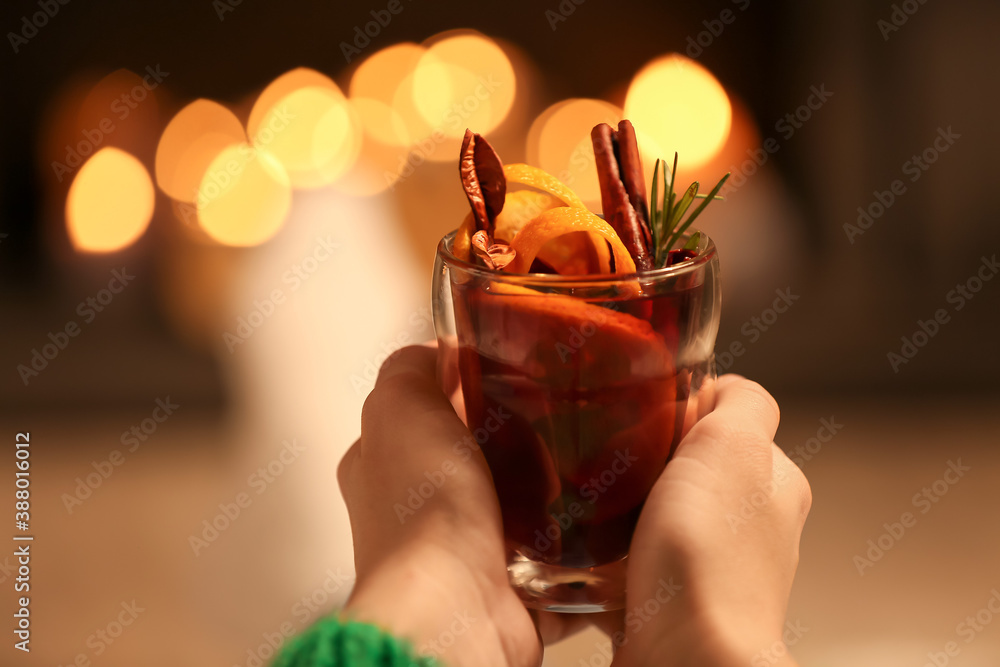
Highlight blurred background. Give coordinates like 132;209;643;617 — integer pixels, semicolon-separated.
1;0;998;665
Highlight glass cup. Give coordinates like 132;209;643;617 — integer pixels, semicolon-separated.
432;230;721;612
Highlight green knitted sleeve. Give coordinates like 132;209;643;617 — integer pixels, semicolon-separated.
272;616;441;667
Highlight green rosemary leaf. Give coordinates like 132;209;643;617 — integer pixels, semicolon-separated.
647;153;727;267
668;182;698;229
649;158;660;253
667;172;730;250
665;152;678;226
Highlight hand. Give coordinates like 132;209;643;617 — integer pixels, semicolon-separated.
338;344;585;667
609;375;812;667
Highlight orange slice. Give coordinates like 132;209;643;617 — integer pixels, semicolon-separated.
504;164;587;208
494;190;562;242
495;191;600;274
497;169;612;272
454;281;676;528
455;166;617;274
506;207;636;275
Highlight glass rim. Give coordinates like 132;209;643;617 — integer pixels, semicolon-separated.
436;229;717;285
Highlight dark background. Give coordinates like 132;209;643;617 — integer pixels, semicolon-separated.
3;0;998;413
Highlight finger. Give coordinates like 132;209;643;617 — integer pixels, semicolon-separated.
363;344;467;444
358;344;491;498
674;376;781;473
770;443;813;522
373;342;439;388
337;437;359;495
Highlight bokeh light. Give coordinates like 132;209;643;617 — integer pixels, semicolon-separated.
196;143;292;246
527;99;624;207
40;68;163;186
155;99;246;202
624;54;732;169
331;97;412;197
350;43;424;147
527;99;663;209
66;147;155;252
247;68;360;188
414;31;516;138
405;30;516;162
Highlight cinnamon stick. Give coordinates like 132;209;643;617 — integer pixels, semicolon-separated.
591;121;653;271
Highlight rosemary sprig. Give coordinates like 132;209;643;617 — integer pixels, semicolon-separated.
649;154;729;267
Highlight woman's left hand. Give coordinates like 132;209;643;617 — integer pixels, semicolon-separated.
338;344;587;667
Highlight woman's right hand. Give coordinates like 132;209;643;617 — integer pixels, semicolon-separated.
610;375;812;667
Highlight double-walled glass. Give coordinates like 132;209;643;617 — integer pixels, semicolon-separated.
433;231;722;612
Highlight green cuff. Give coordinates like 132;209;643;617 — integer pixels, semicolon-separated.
272;616;440;667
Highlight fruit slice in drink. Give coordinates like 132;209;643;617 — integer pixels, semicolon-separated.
451;272;688;568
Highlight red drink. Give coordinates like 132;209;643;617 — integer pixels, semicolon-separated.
452;279;708;570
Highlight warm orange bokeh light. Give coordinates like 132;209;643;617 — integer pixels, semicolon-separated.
196;143;292;247
527;99;624;207
350;97;410;148
247;68;360;188
349;43;425;102
331;97;413;196
155;99;246;203
349;43;427;148
66;147;155;253
527;99;662;209
414;31;516;137
625;54;732;169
